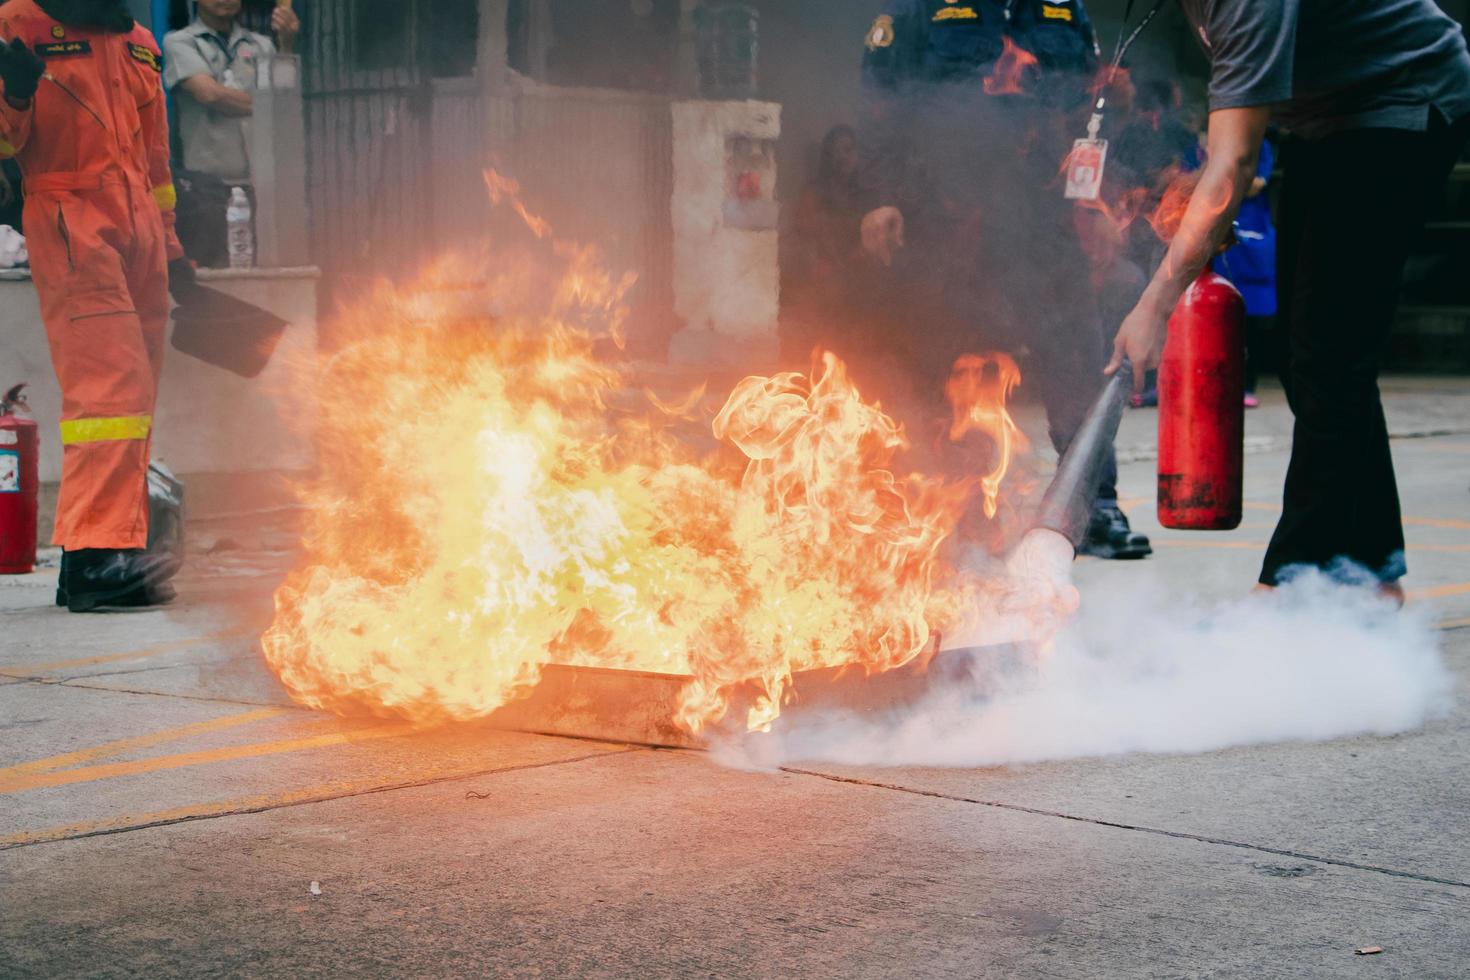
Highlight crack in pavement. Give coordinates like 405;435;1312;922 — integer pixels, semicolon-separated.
782;766;1470;890
0;674;297;710
0;746;644;851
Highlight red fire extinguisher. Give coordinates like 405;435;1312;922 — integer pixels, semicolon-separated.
1157;271;1246;530
0;384;39;575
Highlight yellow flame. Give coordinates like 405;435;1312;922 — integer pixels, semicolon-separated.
262;179;1028;733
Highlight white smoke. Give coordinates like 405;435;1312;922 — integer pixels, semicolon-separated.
724;565;1455;769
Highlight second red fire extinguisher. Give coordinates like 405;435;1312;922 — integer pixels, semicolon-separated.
0;383;39;575
1157;271;1246;530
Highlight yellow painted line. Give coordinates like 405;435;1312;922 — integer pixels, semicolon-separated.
1403;516;1470;531
0;723;419;795
1153;540;1269;551
1241;500;1470;531
0;745;638;850
1407;582;1470;603
0;629;252;678
0;707;289;781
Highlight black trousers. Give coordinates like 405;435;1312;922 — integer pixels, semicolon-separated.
1261;113;1469;585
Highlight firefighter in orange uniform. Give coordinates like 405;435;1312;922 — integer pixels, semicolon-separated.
0;0;188;611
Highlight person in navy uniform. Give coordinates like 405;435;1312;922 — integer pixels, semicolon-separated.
856;0;1152;560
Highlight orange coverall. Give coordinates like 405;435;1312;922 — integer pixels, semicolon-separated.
0;0;182;550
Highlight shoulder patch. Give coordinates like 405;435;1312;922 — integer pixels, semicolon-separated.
933;7;979;22
128;42;162;72
51;25;66;39
34;40;92;58
866;14;895;51
1041;4;1073;20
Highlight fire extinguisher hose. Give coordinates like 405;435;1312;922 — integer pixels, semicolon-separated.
1031;362;1132;550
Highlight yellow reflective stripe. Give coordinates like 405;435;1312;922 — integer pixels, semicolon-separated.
152;183;177;211
0;139;16;159
60;416;152;446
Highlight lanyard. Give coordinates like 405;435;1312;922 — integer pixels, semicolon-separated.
1086;0;1168;136
1110;0;1168;76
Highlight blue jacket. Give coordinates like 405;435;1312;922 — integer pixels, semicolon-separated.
1214;139;1278;317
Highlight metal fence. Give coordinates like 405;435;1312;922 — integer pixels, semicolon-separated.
301;0;677;351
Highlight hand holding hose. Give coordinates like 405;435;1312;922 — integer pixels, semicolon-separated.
0;37;45;106
1105;298;1169;395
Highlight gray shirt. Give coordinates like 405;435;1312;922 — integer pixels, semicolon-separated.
163;21;276;182
1177;0;1470;138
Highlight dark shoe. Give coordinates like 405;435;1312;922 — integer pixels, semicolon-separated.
60;550;177;608
1079;504;1153;560
64;549;180;613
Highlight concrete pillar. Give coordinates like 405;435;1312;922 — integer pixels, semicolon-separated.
668;99;782;367
479;0;511;90
249;56;311;269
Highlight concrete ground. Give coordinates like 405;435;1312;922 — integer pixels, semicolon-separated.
2;377;1468;979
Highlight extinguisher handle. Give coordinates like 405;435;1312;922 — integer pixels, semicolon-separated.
1;382;26;415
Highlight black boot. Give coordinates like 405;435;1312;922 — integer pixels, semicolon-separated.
63;549;180;613
1079;504;1153;560
61;550;180;608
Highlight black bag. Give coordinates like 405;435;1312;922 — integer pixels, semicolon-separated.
170;280;291;379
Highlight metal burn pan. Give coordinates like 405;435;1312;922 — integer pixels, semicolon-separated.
482;641;1017;749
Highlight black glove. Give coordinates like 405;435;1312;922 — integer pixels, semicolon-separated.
0;38;45;104
168;257;198;299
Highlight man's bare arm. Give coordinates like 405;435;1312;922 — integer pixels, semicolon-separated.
1105;105;1272;390
179;74;253;117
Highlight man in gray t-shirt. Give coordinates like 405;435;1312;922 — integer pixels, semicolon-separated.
1107;0;1470;596
163;0;300;183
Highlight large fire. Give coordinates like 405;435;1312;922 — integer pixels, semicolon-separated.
262;176;1029;733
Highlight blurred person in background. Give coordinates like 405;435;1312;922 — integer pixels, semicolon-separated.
163;0;299;187
1107;0;1470;599
163;0;297;265
857;0;1152;560
0;0;189;610
1212;131;1278;409
0;156;20;231
787;124;867;358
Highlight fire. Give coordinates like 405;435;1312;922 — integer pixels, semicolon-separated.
944;353;1026;519
262;176;1027;734
1147;165;1202;244
983;36;1039;96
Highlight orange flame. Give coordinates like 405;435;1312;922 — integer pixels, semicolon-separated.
944;353;1027;519
983;37;1039;96
260;179;1028;735
1147;165;1201;244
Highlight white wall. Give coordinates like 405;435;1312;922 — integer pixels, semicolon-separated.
0;268;317;484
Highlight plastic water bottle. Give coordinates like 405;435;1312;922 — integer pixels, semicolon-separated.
226;187;253;269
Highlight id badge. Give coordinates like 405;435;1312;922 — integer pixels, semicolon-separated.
1064;138;1108;201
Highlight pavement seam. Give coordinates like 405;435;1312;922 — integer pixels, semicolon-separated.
782;766;1470;891
0;674;299;710
0;745;645;852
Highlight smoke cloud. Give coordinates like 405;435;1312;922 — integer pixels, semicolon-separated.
723;568;1454;769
